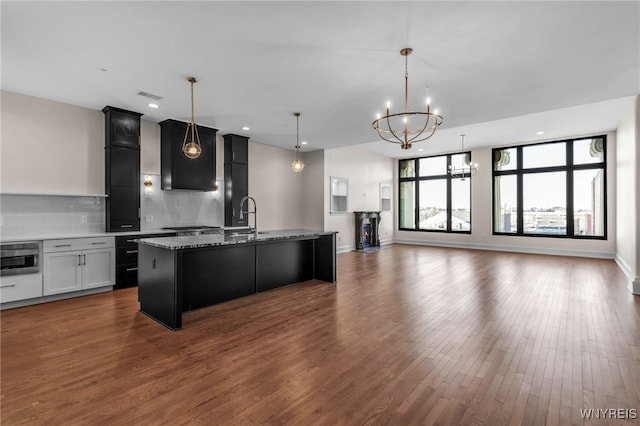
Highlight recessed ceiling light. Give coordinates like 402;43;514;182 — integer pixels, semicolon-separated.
418;148;424;152
148;103;159;109
301;141;308;145
242;126;250;131
536;131;545;135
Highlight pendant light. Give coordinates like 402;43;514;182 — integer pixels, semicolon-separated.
182;76;202;159
292;112;305;173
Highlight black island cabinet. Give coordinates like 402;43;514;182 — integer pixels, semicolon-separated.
137;230;337;330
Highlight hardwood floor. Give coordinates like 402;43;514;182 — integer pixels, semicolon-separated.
2;244;639;425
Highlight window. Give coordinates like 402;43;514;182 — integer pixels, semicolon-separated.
492;136;606;238
398;152;472;233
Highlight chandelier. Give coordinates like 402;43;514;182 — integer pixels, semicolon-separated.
372;48;443;150
292;112;305;173
182;76;202;159
448;134;478;180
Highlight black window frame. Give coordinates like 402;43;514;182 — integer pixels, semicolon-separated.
398;152;473;233
491;135;607;240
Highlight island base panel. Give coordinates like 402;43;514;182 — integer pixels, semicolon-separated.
315;233;337;282
138;245;182;330
182;245;255;311
256;240;314;292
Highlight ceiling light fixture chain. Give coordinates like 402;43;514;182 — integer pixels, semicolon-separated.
372;48;443;150
292;112;305;173
182;76;203;159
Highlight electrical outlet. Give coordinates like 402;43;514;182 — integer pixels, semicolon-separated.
81;216;88;223
145;215;154;223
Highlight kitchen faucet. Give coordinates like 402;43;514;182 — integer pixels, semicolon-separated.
239;196;257;234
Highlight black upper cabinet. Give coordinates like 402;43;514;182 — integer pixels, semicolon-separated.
103;106;141;232
160;119;217;191
102;106;142;148
223;134;249;226
224;133;249;164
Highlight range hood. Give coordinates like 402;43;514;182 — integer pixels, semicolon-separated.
160;119;218;191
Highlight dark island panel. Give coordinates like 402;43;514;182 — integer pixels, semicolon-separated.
182;245;255;311
138;244;182;330
315;234;337;282
256;240;314;292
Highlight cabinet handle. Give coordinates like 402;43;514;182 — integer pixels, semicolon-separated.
126;250;138;254
0;284;16;288
55;244;72;248
91;242;106;245
121;225;133;228
126;267;138;272
78;254;82;265
126;239;136;243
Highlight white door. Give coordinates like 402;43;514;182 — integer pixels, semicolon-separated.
43;252;82;295
83;248;114;289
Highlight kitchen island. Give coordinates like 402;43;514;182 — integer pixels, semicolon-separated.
137;229;337;330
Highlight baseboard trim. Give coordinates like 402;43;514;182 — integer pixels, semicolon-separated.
393;238;615;259
614;255;640;295
1;286;113;310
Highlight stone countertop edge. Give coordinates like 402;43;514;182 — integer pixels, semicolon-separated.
0;229;176;243
137;229;338;250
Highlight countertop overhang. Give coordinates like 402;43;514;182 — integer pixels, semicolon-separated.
137;229;337;250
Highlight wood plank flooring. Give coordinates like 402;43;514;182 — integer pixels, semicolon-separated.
2;244;639;425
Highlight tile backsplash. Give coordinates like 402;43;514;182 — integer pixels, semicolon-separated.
0;194;105;237
140;174;223;230
0;174;223;238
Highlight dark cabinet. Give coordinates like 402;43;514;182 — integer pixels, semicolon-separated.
115;233;175;289
224;163;249;226
103;107;142;232
160;119;217;191
115;235;139;288
102;106;142;148
223;134;249;226
224;133;248;164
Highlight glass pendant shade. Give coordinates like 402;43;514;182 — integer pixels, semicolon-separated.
182;122;202;159
292;158;305;173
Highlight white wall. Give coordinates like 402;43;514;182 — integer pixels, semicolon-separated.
301;150;325;230
1;91;104;195
395;132;618;259
615;95;639;293
323;146;394;252
248;142;306;231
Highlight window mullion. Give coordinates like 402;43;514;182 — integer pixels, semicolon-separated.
566;141;574;236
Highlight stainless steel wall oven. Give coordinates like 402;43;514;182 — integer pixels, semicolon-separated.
1;242;41;276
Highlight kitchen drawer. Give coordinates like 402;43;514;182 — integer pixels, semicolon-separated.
44;237;115;253
116;264;138;287
0;274;43;303
116;246;139;265
116;235;139;248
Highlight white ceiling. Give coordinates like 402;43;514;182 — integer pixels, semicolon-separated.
2;1;638;159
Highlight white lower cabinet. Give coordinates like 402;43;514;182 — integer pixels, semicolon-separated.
43;237;115;296
0;274;43;303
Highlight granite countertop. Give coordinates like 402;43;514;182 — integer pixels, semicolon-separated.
0;229;176;243
137;229;337;250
